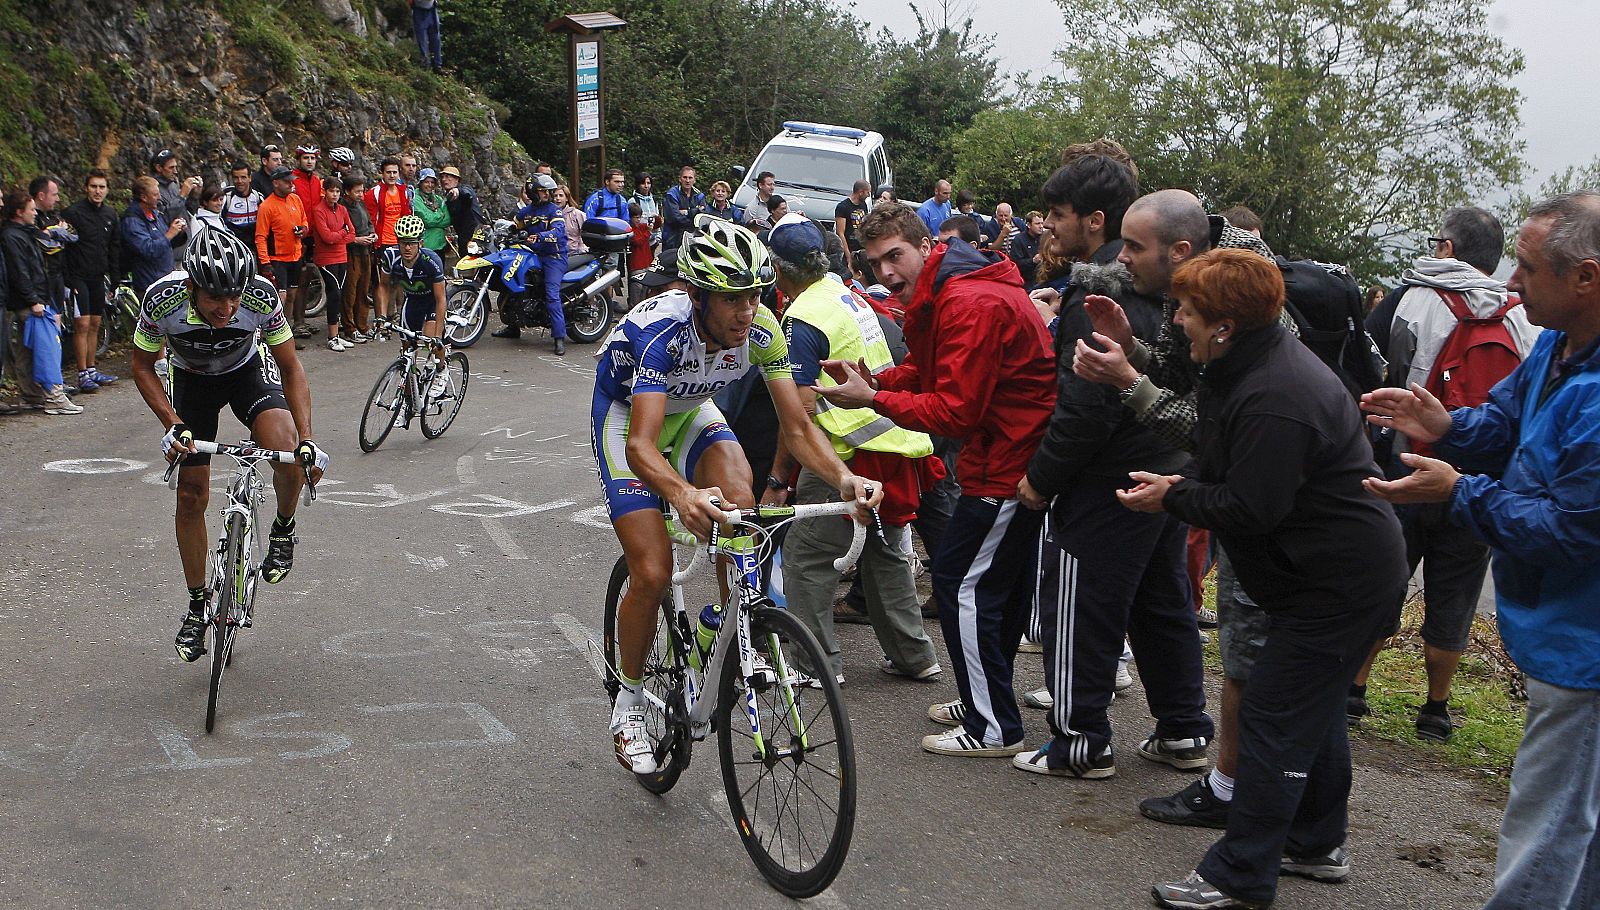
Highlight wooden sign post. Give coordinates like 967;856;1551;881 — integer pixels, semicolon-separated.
546;13;628;193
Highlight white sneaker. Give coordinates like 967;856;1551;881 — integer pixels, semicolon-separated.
880;657;941;680
1115;663;1134;691
348;331;368;343
800;672;845;689
611;705;658;775
928;699;968;726
921;726;1024;757
428;371;450;399
43;398;84;415
328;337;347;351
1022;687;1054;710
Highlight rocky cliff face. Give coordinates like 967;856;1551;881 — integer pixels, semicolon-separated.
0;0;531;211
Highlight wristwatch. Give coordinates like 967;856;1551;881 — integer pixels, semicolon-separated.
766;474;792;492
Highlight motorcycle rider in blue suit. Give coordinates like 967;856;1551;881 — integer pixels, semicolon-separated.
496;173;570;354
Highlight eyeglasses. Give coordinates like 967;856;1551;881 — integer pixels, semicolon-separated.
1427;236;1451;247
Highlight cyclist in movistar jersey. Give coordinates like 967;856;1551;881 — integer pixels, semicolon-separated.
128;229;329;662
594;216;882;774
375;214;450;400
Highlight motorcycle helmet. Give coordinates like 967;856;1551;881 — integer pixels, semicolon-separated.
185;228;256;297
329;146;356;165
395;214;426;243
524;173;559;198
678;216;774;293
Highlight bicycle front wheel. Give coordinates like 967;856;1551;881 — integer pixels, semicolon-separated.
602;555;691;794
420;352;470;439
206;512;248;734
717;606;856;897
358;360;408;452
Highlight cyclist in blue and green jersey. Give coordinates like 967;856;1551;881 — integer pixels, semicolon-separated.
375;214;450;399
593;216;882;774
129;229;329;662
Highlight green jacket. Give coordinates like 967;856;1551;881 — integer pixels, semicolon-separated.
413;191;451;251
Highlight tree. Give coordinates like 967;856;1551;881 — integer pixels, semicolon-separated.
951;105;1063;212
1498;156;1600;255
1047;0;1524;277
872;6;1004;202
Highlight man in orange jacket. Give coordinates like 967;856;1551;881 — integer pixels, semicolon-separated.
256;167;309;348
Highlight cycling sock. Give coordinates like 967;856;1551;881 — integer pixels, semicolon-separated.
1421;697;1450;716
1207;768;1235;803
615;672;644;707
273;514;295;535
187;586;207;613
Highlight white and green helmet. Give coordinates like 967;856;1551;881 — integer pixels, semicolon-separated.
678;215;775;293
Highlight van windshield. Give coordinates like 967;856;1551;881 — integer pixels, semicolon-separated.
752;147;862;196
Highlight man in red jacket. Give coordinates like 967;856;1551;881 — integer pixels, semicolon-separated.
288;143;322;337
820;202;1057;757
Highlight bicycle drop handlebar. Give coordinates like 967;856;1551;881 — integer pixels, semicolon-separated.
670;494;875;586
163;440;319;506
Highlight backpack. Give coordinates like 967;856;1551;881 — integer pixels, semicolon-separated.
1276;256;1387;399
1410;290;1523;458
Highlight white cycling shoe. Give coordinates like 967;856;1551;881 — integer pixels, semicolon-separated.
611;705;659;775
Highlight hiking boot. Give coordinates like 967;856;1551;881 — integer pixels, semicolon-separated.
1152;871;1266;909
553;337;566;356
491;325;521;339
1012;740;1115;778
1280;845;1350;882
174;611;208;662
1138;733;1210;770
832;596;871;625
1140;777;1231;829
260;528;297;584
1346;693;1371;726
1416;706;1454;742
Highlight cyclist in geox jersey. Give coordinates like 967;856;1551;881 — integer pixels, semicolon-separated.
129;229;329;663
593;216;881;775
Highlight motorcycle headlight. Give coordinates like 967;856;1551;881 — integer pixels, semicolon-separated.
466;241;481;256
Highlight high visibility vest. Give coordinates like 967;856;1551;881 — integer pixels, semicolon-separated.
785;278;934;460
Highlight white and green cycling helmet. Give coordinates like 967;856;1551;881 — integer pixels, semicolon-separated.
395;214;426;243
679;216;774;293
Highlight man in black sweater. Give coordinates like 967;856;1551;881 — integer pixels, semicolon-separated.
62;169;122;389
1014;166;1213;779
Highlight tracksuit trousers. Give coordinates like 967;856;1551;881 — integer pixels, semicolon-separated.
1197;604;1397;905
932;495;1044;748
1041;479;1212;770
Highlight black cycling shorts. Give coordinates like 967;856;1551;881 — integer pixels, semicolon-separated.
402;296;439;332
270;261;302;291
170;352;289;466
65;273;106;317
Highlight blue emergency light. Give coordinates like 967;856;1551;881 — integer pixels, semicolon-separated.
782;121;869;141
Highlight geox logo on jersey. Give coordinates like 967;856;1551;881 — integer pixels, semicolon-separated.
183;335;250;353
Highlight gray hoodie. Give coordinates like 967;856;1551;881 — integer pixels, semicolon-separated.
1388;256;1542;391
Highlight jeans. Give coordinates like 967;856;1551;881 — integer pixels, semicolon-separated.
1483;677;1600;910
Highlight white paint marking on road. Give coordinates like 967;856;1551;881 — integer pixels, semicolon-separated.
430;494;577;519
551;612;606;680
140;719;251;771
233;712;353;760
480;518;529;560
411;604;461;617
319;483;449;509
356;702;516;749
405;552;449;571
808;888;853;910
456;455;477;485
322;629;451;659
43;457;148;474
480;425;543;439
61;732;109;778
569;504;613;530
537;434;568;443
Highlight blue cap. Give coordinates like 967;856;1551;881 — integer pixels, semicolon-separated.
767;215;826;262
419;167;438;181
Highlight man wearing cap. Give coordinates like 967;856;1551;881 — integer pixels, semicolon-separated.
632;248;687;299
441;167;481;249
767;214;943;684
151;149;201;260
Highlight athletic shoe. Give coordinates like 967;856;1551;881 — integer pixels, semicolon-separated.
928;699;968;726
328;337;347;352
260;529;297;584
799;672;845;690
611;705;659;775
1346;693;1371;726
91;368;118;384
1140;777;1231;829
1022;687;1053;710
832;596;872;625
1017;638;1043;654
1151;871;1266;909
1196;606;1219;629
922;727;1024;757
348;331;368;344
428;371;450;400
1138;733;1211;770
880;657;941;680
1415;706;1454;743
1013;740;1115;778
174;611;208;662
1115;662;1135;691
43;399;84;415
76;370;100;393
1280;845;1350;882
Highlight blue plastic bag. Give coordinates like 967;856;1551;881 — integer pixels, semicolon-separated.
23;307;63;389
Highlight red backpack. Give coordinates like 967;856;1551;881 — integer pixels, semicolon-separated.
1415;290;1523;454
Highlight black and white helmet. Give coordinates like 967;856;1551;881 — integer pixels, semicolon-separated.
329;146;356;165
184;228;256;297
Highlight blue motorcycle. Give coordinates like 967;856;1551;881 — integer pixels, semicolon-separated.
452;216;629;346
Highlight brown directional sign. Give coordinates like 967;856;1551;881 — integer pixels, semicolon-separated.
546;13;627;188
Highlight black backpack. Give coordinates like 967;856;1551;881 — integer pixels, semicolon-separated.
1276;256;1386;399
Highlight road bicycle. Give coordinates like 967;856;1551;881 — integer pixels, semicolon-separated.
602;498;874;897
163;440;317;733
357;318;470;452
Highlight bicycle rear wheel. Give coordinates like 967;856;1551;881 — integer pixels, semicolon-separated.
358;360;408;452
205;512;248;734
420;351;470;439
717;606;856;897
602;555;691;794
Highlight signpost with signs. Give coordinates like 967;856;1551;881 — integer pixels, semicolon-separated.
546;13;627;192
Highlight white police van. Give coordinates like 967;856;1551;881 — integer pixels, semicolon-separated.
732;121;892;229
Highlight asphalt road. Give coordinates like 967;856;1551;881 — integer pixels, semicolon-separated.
0;332;1504;909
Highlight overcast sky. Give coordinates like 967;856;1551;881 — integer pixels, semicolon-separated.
849;0;1597;191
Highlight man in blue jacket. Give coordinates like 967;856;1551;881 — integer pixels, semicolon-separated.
123;175;183;298
661;165;705;251
496;174;569;354
583;168;630;222
1363;190;1600;910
